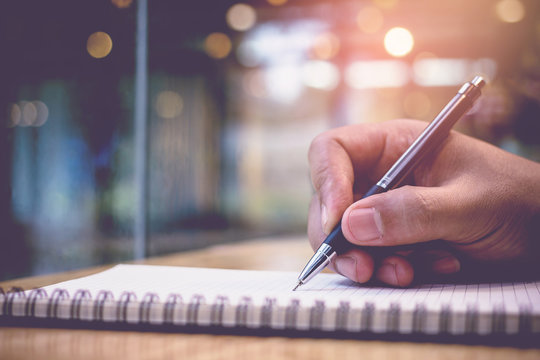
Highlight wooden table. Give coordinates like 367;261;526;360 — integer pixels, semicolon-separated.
1;236;539;360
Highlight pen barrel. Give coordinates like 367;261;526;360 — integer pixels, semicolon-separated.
321;184;385;255
322;221;349;254
377;78;484;190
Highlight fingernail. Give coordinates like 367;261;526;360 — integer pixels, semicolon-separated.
377;263;398;285
334;256;357;281
432;256;461;274
346;208;383;243
321;204;329;234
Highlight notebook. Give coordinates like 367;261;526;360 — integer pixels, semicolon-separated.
1;264;539;340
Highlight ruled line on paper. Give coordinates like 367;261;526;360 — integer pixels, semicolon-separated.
34;264;540;313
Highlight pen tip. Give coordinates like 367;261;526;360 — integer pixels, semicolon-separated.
292;281;302;291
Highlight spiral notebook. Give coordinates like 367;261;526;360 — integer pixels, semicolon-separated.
1;264;539;339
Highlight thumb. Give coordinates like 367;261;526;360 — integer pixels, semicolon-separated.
341;185;461;247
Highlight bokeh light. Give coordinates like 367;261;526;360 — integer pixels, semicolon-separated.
302;60;340;91
495;0;525;23
346;60;409;89
311;32;340;60
384;27;414;57
7;101;49;127
356;6;384;34
413;58;467;86
32;101;49;126
265;65;303;103
267;0;288;6
111;0;132;9
155;91;184;119
413;57;497;87
236;40;263;67
8;103;21;127
20;101;37;127
226;3;257;32
204;32;232;59
86;31;113;59
235;23;316;69
471;58;498;83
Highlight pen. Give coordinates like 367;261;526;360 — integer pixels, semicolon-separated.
293;76;486;291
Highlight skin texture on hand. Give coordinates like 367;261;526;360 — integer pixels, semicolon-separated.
307;119;540;287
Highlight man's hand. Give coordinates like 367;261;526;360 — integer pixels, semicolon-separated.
307;119;540;286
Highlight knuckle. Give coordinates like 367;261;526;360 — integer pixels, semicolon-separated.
308;132;334;163
310;163;331;193
308;133;340;192
383;187;438;245
408;188;437;238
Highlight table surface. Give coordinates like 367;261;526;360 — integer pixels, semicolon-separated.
1;236;539;360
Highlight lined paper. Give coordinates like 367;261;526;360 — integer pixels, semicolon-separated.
9;264;534;334
39;264;539;310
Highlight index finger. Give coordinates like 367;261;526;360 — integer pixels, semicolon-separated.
308;119;422;234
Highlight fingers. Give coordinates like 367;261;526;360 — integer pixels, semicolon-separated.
332;250;374;284
341;185;466;247
331;253;414;287
373;250;460;286
308;192;460;286
308;120;420;234
333;250;460;287
428;252;461;274
308;193;376;284
375;256;414;287
308;133;355;234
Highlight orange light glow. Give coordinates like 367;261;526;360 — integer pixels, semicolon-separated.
495;0;525;23
312;32;340;60
87;32;113;59
384;27;414;57
356;6;384;34
226;3;257;32
267;0;288;6
204;32;232;59
111;0;132;9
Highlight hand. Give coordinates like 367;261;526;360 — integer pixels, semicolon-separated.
307;119;540;286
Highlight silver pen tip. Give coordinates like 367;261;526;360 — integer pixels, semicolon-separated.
292;281;303;291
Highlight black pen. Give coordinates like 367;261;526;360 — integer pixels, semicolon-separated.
293;76;486;291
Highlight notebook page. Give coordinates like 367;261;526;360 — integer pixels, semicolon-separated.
36;264;539;311
39;264;353;306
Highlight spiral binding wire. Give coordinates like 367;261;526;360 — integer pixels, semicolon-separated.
0;286;536;335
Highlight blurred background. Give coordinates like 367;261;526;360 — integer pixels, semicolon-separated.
1;0;539;280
